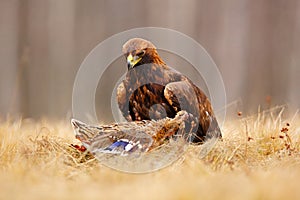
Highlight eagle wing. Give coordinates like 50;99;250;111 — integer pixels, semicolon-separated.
163;80;199;113
164;79;221;142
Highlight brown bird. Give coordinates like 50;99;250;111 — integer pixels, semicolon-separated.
117;38;221;143
71;111;196;155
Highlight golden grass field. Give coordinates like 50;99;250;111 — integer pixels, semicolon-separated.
1;106;300;200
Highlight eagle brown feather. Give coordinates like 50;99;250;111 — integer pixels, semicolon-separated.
117;38;221;143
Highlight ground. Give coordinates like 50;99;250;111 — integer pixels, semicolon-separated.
0;106;300;200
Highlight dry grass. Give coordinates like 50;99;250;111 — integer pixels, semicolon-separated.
1;106;300;200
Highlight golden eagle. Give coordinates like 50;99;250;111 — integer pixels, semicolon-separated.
117;38;221;143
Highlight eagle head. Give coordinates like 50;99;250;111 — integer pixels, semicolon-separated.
122;38;164;70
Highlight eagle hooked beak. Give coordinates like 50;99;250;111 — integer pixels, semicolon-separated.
127;53;142;70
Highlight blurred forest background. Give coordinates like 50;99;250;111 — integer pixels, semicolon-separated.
0;0;299;121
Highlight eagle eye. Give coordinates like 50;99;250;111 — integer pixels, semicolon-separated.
136;50;145;57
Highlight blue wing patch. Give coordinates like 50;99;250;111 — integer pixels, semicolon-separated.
92;139;142;156
104;139;136;151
